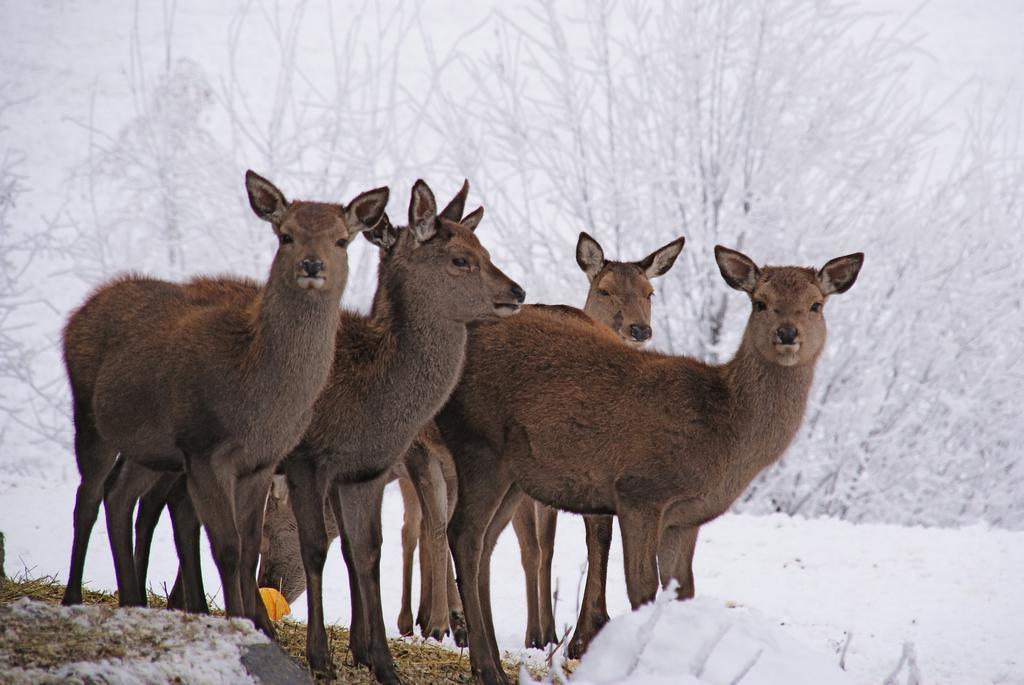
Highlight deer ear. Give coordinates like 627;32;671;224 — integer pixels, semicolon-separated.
638;236;685;279
715;245;760;293
817;252;864;295
438;179;470;223
460;206;484;232
362;213;400;250
245;170;288;225
344;186;390;236
576;232;605;281
409;180;438;243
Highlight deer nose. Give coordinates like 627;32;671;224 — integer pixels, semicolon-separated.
510;283;526;304
776;326;798;345
301;259;323;277
629;324;652;342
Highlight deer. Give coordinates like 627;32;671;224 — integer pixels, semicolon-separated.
276;179;522;683
59;170;389;635
510;231;684;652
435;245;864;685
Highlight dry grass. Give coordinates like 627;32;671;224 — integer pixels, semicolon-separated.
0;571;541;684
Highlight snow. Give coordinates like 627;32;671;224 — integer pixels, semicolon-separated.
0;597;267;685
537;594;857;685
5;476;1023;684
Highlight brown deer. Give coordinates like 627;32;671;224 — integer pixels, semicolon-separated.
277;179;522;683
511;231;684;652
59;171;388;634
435;246;863;685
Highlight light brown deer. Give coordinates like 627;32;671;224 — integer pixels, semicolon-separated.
280;179;522;683
511;231;684;652
436;246;863;685
60;171;388;634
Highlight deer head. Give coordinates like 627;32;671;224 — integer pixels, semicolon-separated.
366;180;524;323
245;170;389;294
576;232;685;346
715;246;863;367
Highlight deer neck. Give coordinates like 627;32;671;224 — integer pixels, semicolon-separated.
365;264;469;427
718;329;817;489
244;280;340;410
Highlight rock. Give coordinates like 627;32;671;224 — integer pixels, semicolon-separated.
241;643;313;685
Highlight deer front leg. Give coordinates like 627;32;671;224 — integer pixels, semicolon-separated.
236;464;277;638
659;525;699;600
167;476;209;613
284;458;334;679
331;476;399;685
615;500;662;610
567;513;613;659
535;503;559;647
448;454;513;685
406;442;453;641
397;476;420;637
511;500;543;649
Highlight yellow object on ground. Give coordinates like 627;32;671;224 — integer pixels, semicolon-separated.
258;587;291;621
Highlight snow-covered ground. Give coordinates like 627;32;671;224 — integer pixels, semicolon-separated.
4;476;1023;684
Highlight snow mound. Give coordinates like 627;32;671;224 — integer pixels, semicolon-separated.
0;598;277;685
537;593;855;685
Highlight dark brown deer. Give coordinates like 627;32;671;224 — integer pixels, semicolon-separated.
278;179;522;683
59;171;388;634
511;231;684;652
436;246;863;685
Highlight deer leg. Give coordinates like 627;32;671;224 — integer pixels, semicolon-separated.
132;472;176;606
535;502;559;646
236;465;277;637
332;476;399;685
615;503;662;609
661;525;699;600
397;476;420;637
448;450;513;685
167;476;209;613
104;459;161;607
62;405;117;606
439;451;467;648
511;500;543;649
185;448;244;620
567;514;613;659
406;443;453;641
284;458;333;679
480;484;526;661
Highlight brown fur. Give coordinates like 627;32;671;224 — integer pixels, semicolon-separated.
59;171;388;634
436;246;863;685
512;232;684;652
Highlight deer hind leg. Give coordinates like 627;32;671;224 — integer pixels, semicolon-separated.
185;447;244;620
62;401;117;606
284;457;334;679
567;513;613;659
535;502;559;647
439;450;467;648
397;476;420;636
132;472;177;606
331;476;399;685
406;442;453;641
659;525;699;600
511;500;543;648
104;459;162;607
447;445;514;685
167;475;209;613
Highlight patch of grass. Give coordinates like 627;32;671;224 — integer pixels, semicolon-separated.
0;571;541;684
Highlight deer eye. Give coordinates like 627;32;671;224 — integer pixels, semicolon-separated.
647;291;654;299
279;234;293;245
336;238;348;248
598;289;610;297
452;257;468;268
753;300;767;312
810;302;822;313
